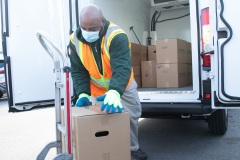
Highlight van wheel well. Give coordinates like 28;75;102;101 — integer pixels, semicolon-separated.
207;109;228;135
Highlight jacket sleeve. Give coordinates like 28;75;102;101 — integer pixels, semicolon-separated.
68;41;91;97
108;33;132;96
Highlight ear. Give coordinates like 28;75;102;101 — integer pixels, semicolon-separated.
99;18;106;37
102;17;106;25
99;27;104;37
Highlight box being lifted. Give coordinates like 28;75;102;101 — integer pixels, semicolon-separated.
62;106;130;160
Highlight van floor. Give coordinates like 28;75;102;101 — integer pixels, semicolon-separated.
137;85;193;92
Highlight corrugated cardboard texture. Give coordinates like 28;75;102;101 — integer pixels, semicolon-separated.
156;63;188;88
132;66;141;76
141;61;157;87
156;39;187;64
130;43;148;65
187;64;192;85
141;45;148;61
186;42;192;63
148;45;156;61
62;106;130;160
130;43;142;66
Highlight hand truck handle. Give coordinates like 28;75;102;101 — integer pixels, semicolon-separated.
36;31;67;66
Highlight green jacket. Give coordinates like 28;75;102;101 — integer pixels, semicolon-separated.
68;20;132;97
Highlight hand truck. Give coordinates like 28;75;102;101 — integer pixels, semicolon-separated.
36;31;73;160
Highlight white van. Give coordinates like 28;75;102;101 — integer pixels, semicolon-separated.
1;0;239;135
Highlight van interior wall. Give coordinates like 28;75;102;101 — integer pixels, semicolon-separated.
151;8;191;42
92;0;151;45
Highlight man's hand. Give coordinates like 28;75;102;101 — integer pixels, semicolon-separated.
96;90;123;113
75;93;90;107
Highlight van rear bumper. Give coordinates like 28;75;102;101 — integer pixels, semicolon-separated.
141;102;213;117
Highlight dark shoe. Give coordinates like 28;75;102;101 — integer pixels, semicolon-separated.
131;148;148;160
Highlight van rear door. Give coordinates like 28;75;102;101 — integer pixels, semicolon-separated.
210;0;240;108
1;0;72;111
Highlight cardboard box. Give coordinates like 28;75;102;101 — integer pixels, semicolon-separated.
130;43;142;66
62;106;130;160
130;43;148;65
156;63;188;88
141;45;148;61
132;66;141;87
156;39;187;64
141;61;157;87
132;66;141;76
148;45;156;61
134;75;142;88
187;64;192;85
186;42;192;63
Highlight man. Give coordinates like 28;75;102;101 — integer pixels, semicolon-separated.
68;4;148;160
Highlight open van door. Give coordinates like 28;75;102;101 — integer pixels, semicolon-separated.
0;0;73;112
210;0;240;108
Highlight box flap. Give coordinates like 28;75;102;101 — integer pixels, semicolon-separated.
71;105;127;117
71;105;104;117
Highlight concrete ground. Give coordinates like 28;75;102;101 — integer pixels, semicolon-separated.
1;96;240;160
0;98;56;160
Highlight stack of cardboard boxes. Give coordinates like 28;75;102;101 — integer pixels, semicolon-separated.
186;42;192;85
156;38;192;88
130;39;192;88
141;45;157;87
130;43;148;87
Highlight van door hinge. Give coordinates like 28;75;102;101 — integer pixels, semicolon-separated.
200;50;214;57
205;50;214;54
209;50;214;54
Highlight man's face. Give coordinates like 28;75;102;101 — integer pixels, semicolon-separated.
80;17;103;32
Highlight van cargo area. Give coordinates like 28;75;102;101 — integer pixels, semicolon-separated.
94;0;199;104
86;0;201;117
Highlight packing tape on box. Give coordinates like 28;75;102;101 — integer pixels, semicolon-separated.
90;106;103;114
164;39;169;42
90;106;110;126
165;63;170;68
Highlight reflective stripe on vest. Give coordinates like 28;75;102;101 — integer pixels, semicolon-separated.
73;31;114;88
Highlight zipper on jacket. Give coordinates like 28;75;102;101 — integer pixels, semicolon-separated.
95;45;103;75
90;43;103;75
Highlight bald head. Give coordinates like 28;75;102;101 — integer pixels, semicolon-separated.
80;4;105;31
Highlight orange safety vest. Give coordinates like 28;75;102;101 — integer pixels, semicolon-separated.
70;22;134;97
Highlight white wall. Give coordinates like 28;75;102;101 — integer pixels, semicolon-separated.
151;7;191;42
80;0;151;45
77;0;191;44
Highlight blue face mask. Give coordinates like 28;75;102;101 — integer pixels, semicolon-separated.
81;29;100;43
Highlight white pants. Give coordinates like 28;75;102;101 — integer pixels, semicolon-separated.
91;79;142;151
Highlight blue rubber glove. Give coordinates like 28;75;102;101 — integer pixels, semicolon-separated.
96;90;123;113
75;93;90;107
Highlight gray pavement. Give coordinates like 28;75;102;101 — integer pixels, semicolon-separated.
0;99;56;160
138;110;240;160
